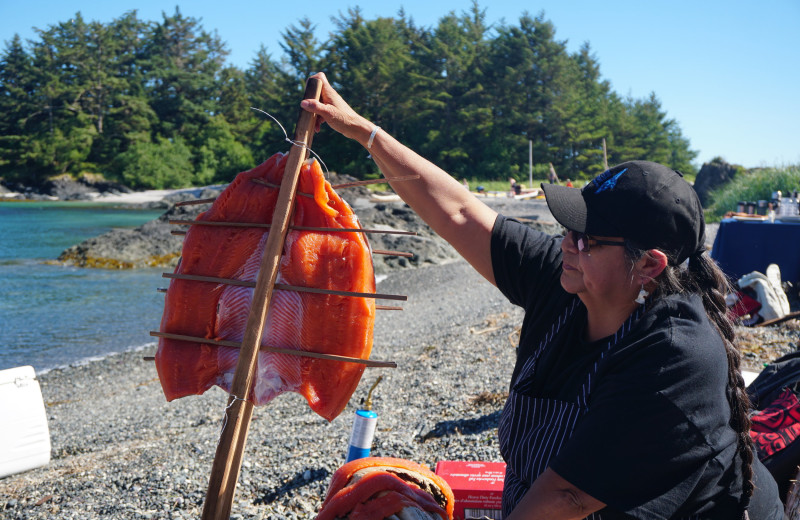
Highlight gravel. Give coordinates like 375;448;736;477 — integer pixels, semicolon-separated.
0;261;520;519
2;195;795;519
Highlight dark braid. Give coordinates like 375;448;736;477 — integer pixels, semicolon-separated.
625;244;754;514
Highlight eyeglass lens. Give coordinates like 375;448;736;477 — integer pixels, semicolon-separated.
573;231;589;252
564;229;590;252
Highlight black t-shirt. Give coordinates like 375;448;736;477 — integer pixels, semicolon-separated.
491;215;783;520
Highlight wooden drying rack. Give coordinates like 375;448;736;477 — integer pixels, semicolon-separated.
151;78;411;519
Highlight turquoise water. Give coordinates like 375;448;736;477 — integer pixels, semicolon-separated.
0;201;167;374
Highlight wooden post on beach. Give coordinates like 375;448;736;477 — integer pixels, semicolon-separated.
200;77;322;520
528;140;533;190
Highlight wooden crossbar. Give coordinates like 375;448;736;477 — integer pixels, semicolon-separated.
167;218;417;236
167;229;413;258
161;272;407;301
149;331;395;368
172;175;420;207
155;287;402;311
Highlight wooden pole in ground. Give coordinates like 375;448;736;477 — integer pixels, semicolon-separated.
528;140;533;190
201;77;322;520
602;138;609;170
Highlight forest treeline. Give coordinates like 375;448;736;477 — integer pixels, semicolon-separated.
0;3;698;190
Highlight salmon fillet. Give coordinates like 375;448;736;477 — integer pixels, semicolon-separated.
155;152;376;421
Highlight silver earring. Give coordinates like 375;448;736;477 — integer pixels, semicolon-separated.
635;284;649;305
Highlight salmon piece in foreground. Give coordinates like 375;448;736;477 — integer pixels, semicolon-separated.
155;153;376;422
316;457;455;520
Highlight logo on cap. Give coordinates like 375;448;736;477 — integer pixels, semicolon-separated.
592;167;627;194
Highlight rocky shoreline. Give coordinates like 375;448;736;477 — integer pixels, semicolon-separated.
1;175;137;203
0;260;520;520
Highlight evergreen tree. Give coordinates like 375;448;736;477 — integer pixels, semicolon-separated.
628;93;672;164
0;35;37;181
144;7;228;140
276;19;325;150
419;2;492;179
244;45;289;160
280;18;323;80
0;5;700;189
89;11;155;170
485;13;573;179
20;16;97;179
551;43;609;179
325;8;420;176
665;119;698;175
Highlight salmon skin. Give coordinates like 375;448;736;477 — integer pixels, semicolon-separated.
155;152;376;422
317;457;455;520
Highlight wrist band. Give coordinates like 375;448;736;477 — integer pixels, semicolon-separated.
367;125;381;150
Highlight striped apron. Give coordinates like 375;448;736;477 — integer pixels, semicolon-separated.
498;298;649;519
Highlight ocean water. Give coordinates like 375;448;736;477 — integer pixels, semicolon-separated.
0;201;167;374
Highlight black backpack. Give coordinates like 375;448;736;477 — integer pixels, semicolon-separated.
747;350;800;501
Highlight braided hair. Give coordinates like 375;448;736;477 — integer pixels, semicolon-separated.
625;243;754;515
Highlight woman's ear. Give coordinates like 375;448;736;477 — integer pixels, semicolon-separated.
638;249;668;283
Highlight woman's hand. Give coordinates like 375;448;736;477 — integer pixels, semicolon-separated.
506;469;605;520
300;72;372;145
298;71;499;285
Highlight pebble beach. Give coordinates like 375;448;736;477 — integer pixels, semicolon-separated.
0;260;522;520
2;195;799;519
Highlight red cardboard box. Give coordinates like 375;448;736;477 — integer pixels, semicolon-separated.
435;461;505;520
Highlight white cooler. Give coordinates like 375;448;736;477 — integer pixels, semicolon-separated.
0;365;51;478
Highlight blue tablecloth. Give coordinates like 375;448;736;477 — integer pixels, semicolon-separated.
711;218;800;283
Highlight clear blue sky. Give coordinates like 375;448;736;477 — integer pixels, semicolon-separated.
1;0;798;169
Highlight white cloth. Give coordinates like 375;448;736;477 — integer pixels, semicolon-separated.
738;264;791;322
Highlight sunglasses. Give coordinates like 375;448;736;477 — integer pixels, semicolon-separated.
564;228;626;253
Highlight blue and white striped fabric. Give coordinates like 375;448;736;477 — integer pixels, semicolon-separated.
499;298;659;519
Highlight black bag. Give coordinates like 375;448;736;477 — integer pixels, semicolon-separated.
747;350;800;501
748;350;800;410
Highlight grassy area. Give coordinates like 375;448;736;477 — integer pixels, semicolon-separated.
705;164;800;222
461;177;570;192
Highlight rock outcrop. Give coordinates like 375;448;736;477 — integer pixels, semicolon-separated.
2;174;133;201
693;159;743;207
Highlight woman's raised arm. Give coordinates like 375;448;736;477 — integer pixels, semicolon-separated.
300;72;499;285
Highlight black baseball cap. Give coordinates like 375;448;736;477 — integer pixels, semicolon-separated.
541;160;705;264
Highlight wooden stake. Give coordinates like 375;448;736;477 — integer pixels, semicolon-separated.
201;77;322;520
755;310;800;328
174;198;217;206
372;249;414;259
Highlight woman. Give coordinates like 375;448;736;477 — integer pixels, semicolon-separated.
301;73;784;519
